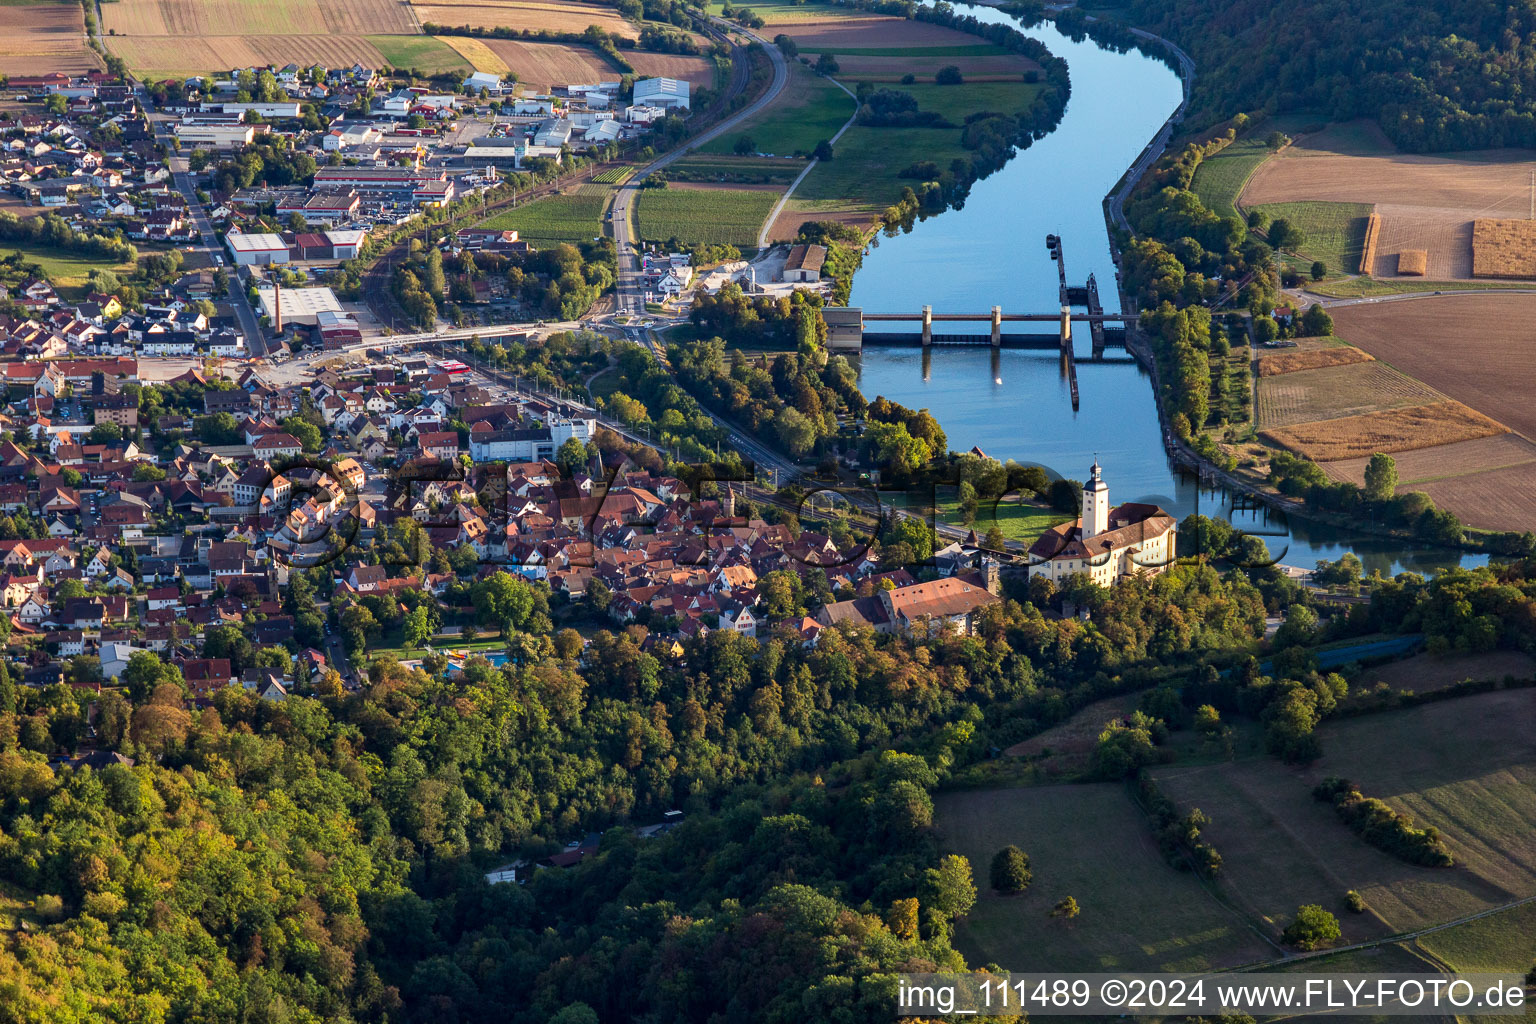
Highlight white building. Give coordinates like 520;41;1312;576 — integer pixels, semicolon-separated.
202;101;302;119
1026;462;1177;586
465;71;505;94
633;77;690;110
468;417;596;462
226;231;290;266
323;124;382;151
257;286;343;327
325;229;367;259
175;123;256;149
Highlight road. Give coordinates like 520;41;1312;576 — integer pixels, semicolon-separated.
1105;26;1196;234
611;19;791;316
756;75;859;248
139;91;270;356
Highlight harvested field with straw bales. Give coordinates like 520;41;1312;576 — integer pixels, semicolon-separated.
1471;219;1536;278
1239;120;1536;280
1396;249;1427;275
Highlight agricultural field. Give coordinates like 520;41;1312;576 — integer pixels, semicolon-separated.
1254;343;1372;377
1255;360;1444;429
627;50;714;87
1251;200;1373;275
771;13;987;48
1152;688;1536;944
1240;120;1536;281
700;61;854;159
830;52;1037;82
1331;293;1536;439
937;783;1272;972
1354;650;1536;695
435;34;510;74
0;0;101;77
669;155;805;186
1189;136;1270;221
107;35;392;79
705;0;868;23
369;34;472;75
635;185;783;249
1471;218;1536;278
1321;433;1536;490
1262;401;1507;462
412;0;635;37
472;38;612;88
478;184;611;246
102;0;419;36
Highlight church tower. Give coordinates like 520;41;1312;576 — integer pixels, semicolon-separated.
1082;460;1109;539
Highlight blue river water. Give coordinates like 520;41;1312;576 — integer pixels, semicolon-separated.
847;9;1487;577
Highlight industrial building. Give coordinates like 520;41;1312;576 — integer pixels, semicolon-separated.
226;231;290;266
256;286;343;327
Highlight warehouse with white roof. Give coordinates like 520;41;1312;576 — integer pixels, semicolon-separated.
226;231;290;266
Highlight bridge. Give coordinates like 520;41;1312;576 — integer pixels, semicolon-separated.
822;236;1139;410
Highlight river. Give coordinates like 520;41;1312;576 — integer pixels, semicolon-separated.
847;8;1487;578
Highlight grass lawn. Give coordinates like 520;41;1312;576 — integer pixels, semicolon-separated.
368;35;473;76
478;184;611;246
373;634;508;661
891;492;1069;544
634;186;783;248
937;783;1272;972
1;244;137;298
799;79;1040;208
1252;200;1373;275
700;62;853;159
1189;136;1271;221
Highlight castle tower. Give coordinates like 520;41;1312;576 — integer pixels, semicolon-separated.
722;484;736;520
1082;460;1109;540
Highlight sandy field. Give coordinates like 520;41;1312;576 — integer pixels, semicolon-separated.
413;0;635;37
0;2;103;77
1331;293;1536;439
1242;121;1536;281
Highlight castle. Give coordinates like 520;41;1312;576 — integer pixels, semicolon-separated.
1026;462;1177;586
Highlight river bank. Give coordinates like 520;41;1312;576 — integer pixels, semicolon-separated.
846;6;1488;575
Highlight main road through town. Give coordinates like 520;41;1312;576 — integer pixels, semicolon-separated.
610;20;789;318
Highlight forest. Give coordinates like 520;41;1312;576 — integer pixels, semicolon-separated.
4;517;1536;1020
1120;0;1536;151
